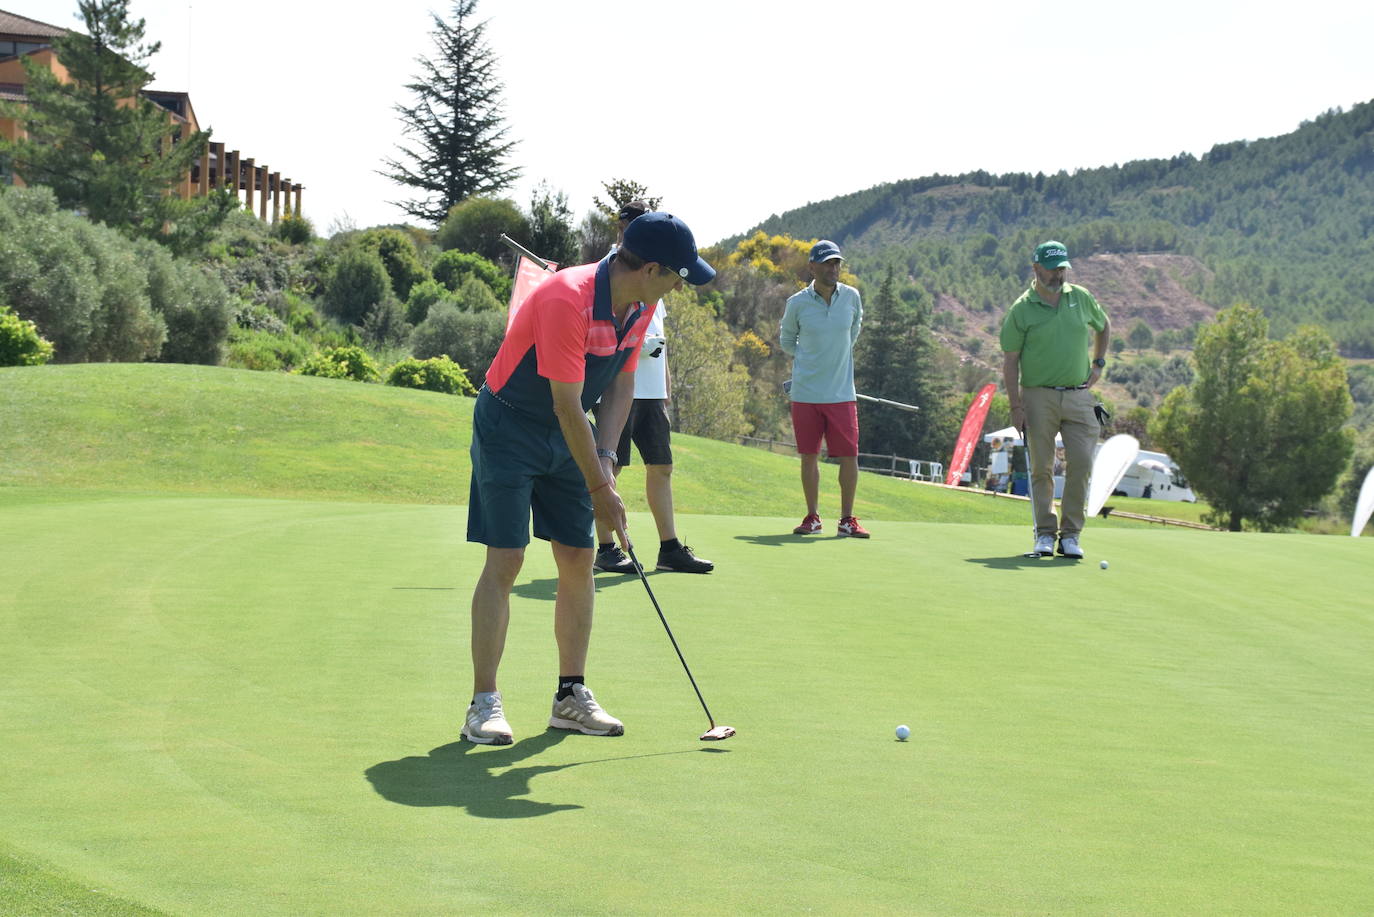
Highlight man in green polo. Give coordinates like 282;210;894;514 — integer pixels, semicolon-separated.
1000;241;1111;558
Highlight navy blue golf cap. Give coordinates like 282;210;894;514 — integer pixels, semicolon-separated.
809;240;843;262
622;212;716;285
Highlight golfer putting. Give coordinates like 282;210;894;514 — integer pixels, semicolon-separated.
462;213;715;746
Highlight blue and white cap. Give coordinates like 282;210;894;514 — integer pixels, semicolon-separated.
809;240;843;262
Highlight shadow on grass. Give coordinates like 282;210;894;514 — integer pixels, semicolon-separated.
365;731;707;818
513;570;671;601
732;533;838;547
965;555;1084;570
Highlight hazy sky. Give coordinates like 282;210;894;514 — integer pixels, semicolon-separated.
13;0;1374;244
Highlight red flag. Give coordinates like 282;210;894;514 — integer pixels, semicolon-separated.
507;255;557;330
945;383;997;486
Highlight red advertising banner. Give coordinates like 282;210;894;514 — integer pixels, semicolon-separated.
507;255;557;330
944;383;997;486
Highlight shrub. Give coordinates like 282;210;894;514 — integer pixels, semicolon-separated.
324;246;391;326
453;274;502;313
138;239;234;365
431;249;511;302
0;185;165;362
272;214;316;245
436;196;527;264
410;304;504;390
263;290;323;334
235;301;288;335
404;278;453;325
385;355;476;396
0;303;55;366
358;228;429;301
225;327;313;372
296;344;380;382
360;298;411;347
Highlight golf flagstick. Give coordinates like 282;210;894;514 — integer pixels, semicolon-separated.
498;233;554;272
625;545;735;741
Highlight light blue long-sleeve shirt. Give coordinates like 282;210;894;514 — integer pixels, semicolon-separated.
779;281;862;403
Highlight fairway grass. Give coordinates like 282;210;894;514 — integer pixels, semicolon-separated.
2;492;1370;915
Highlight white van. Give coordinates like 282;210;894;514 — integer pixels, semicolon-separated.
1112;448;1196;502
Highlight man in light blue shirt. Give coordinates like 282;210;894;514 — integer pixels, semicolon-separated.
779;240;869;538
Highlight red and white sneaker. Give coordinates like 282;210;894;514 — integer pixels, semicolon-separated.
793;513;822;535
837;516;871;538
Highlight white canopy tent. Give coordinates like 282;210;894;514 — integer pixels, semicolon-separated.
983;426;1063;447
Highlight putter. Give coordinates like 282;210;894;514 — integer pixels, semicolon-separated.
625;544;735;741
1021;432;1047;558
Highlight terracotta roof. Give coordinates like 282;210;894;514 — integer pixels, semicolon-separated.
0;8;69;40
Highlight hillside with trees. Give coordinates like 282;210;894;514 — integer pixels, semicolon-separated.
746;101;1374;360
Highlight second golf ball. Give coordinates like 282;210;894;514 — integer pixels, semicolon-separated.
1100;560;1109;569
895;725;910;741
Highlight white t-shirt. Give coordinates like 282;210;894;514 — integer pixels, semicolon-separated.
634;300;667;400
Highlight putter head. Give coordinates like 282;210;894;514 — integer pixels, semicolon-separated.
700;725;735;741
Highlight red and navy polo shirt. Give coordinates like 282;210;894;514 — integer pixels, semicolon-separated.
483;255;654;426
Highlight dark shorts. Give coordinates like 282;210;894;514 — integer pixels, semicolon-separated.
790;401;859;457
615;399;673;467
467;390;595;549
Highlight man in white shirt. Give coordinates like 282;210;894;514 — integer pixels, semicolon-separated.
593;201;714;574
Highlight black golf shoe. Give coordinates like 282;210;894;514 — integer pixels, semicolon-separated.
593;544;637;574
656;543;714;574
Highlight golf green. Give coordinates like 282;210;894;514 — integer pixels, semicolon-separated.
1;493;1371;914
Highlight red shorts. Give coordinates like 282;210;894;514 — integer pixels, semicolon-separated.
790;401;859;457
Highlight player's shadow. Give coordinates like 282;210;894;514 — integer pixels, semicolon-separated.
365;730;582;819
964;555;1079;569
511;577;559;601
512;572;648;602
365;734;711;818
733;533;834;547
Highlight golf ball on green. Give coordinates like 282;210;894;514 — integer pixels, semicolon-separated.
895;725;910;741
1100;560;1109;569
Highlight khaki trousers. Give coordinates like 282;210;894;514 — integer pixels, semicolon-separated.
1022;386;1099;537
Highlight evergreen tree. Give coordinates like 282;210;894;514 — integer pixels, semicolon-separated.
854;266;957;463
0;0;233;251
382;0;519;226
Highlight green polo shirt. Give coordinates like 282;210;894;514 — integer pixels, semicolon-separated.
1000;282;1108;388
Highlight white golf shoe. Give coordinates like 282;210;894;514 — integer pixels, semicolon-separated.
1058;535;1084;559
461;691;513;745
1032;533;1056;556
549;684;624;736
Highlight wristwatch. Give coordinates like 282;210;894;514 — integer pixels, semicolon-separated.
1092;358;1106;368
596;448;618;463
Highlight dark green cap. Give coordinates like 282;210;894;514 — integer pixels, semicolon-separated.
1033;241;1070;268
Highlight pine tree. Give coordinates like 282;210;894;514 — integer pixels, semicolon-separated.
853;266;958;464
1;1;232;251
382;0;520;226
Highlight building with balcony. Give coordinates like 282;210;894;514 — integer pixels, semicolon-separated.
1;6;302;221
